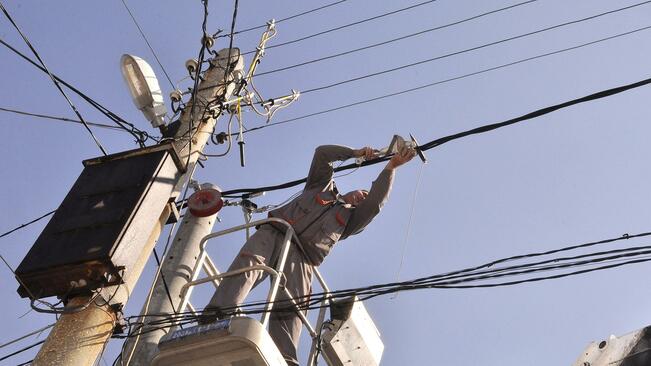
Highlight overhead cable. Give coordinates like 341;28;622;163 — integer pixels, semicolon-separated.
0;210;55;240
244;0;439;55
300;0;651;95
117;231;651;334
0;37;151;145
255;0;537;77
0;107;131;133
221;70;651;197
0;323;54;350
216;0;348;38
120;0;175;89
0;339;45;362
238;24;651;137
0;2;108;155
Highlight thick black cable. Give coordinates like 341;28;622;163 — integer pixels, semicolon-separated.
300;0;651;95
120;0;175;89
0;2;108;155
243;0;439;56
0;107;131;132
219;28;651;197
216;0;348;38
0;37;150;145
255;0;537;77
0;339;44;362
0;210;55;240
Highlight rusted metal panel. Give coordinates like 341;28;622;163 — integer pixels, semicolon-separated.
15;143;181;299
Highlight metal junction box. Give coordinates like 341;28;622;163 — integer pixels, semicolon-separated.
322;297;384;366
15;143;183;299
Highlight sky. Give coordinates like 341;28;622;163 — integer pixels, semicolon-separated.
2;0;651;365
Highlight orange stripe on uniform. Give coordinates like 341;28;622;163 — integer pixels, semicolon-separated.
336;210;346;226
315;192;334;206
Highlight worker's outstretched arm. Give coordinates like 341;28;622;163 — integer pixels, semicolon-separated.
305;145;376;190
342;146;416;239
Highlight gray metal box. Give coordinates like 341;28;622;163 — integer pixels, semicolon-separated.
15;143;183;299
322;297;384;366
152;317;288;366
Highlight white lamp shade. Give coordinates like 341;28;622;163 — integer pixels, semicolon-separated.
120;54;167;128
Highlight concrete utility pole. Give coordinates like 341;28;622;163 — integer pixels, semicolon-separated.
32;47;244;366
121;183;221;365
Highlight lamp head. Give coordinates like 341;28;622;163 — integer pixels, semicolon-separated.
120;54;167;128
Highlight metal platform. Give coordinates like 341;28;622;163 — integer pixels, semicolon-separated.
151;317;287;366
151;217;384;366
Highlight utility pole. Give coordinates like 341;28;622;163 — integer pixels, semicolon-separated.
121;183;222;365
31;46;244;366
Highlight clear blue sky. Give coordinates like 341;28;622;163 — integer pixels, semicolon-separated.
2;1;651;365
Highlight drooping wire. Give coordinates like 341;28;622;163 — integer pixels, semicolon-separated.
120;0;175;89
0;210;55;239
215;0;348;38
0;2;108;155
300;0;651;95
220;65;651;197
241;0;440;56
202;112;235;157
255;0;537;77
0;37;151;145
391;162;425;297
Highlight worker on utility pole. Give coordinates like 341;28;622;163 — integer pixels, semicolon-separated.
201;143;417;366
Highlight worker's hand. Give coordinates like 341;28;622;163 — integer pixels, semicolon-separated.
386;145;416;170
353;146;379;161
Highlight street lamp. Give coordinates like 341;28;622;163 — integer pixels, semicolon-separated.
120;54;167;129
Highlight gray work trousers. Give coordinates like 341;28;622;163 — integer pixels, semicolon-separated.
206;225;313;366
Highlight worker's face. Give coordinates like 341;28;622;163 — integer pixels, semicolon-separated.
342;190;368;206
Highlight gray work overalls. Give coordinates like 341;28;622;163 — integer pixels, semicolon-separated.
206;145;394;365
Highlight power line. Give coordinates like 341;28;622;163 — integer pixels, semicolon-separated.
238;24;651;138
120;0;175;89
0;37;152;145
255;0;537;77
216;0;349;38
0;323;54;350
249;0;439;55
0;210;55;240
0;2;108;155
221;67;651;197
0;339;44;362
0;107;132;132
300;0;651;95
117;231;651;333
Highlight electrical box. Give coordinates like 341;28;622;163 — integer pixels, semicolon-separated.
15;143;184;299
321;296;384;366
152;317;288;366
572;326;651;366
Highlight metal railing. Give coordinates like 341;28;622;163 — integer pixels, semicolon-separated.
176;217;332;366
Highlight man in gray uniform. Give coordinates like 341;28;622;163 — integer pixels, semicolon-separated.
204;144;416;365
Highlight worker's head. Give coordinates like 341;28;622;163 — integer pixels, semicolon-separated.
342;190;368;206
